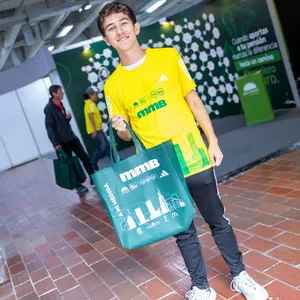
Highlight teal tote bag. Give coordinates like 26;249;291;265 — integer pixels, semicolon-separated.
92;122;196;249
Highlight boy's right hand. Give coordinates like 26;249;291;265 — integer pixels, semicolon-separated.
111;115;127;132
55;145;62;151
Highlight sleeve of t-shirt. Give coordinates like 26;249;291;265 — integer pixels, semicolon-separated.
104;84;129;122
86;103;95;114
174;49;196;97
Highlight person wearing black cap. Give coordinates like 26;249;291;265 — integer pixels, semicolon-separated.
44;85;95;193
83;86;110;171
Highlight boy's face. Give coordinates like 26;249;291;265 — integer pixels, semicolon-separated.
102;12;140;52
90;92;98;102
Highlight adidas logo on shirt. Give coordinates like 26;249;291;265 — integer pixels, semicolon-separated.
158;74;168;82
160;170;169;178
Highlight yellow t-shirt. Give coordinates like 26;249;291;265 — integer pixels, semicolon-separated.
104;48;212;177
84;99;102;134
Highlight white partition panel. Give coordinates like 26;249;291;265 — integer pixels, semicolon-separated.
0;91;39;166
43;77;52;89
17;78;54;155
0;135;12;171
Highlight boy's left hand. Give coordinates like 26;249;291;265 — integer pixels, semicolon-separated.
208;142;223;167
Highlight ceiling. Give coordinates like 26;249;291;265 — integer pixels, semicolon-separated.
0;0;204;71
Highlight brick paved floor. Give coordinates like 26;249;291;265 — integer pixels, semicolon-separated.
1;149;300;299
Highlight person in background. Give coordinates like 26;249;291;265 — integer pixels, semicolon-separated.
97;2;269;300
44;85;94;193
83;86;110;171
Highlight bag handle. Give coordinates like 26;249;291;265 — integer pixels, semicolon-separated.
57;149;69;162
108;120;146;163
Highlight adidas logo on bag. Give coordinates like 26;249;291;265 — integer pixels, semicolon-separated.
160;170;169;178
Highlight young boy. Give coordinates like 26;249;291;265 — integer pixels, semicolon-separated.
97;2;268;299
83;86;110;170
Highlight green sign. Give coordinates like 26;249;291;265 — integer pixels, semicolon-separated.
218;0;295;108
234;50;282;71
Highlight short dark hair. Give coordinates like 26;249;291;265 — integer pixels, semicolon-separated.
49;85;62;97
97;1;137;36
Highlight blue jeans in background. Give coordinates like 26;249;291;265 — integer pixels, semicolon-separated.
91;130;110;167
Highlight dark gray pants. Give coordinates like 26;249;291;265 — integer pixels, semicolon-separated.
174;167;245;289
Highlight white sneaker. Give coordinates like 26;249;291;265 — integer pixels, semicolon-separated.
185;287;217;300
231;271;268;300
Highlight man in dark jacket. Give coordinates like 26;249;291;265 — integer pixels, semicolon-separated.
44;85;94;193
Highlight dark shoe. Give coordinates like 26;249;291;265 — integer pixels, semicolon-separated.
76;185;88;193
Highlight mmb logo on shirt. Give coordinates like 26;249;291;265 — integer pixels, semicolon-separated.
137;100;167;119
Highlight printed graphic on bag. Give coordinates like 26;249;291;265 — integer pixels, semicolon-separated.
104;183;123;217
119;159;160;182
118;189;187;235
120;170;169;194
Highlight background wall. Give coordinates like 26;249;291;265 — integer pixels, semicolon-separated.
52;0;295;155
0;78;52;171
